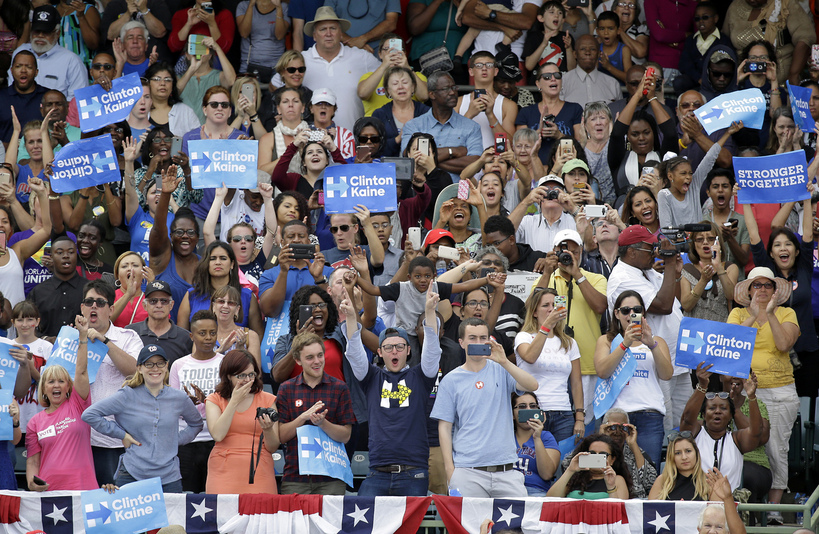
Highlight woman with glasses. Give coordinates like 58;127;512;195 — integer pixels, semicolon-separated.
598;409;657;498
612;0;648;65
211;286;261;364
679;361;763;491
82;343;204;493
178;36;237;125
679;222;738;323
648;430;709;500
131;126;200;213
727;266;799;515
583;102;615;205
205;349;279;494
259;87;308;175
736;41;781;149
512;392;560;496
145;62;201;137
547;433;631;499
594;290;672;464
373;66;430;158
348;117;387;164
111;252;154;328
515;63;583;164
515;288;584;443
260;51;312;131
359;35;428;117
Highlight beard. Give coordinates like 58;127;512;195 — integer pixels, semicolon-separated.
31;38;56;54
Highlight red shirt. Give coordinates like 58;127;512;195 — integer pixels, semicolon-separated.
167;9;235;53
287;338;345;383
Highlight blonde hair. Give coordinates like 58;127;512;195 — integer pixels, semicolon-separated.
123;364;169;388
521;288;572;351
230;77;262;110
37;365;73;407
657;436;709;500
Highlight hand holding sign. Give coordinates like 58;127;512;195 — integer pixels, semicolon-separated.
744;371;758;399
695;361;714;388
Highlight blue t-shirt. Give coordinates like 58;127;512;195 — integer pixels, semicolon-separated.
515;430;559;493
288;0;325;49
186;286;254;327
515;102;582;164
431;360;520;467
258;263;334;302
15;164;44;204
126;208;174;263
123;59;150;78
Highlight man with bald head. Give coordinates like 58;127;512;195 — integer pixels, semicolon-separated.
675;89;734;171
561;34;621;107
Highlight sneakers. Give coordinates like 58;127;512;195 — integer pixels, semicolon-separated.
767;511;784;525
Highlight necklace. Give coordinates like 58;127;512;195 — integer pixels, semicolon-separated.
80;257;100;274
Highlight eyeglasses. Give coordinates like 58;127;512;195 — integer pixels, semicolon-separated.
82;297;109;308
381;342;407;352
330;224;352;234
604;423;632;434
234;372;257;380
751;282;775;289
693;14;712;21
705;392;730;400
481;259;504;267
142;360;168;369
679;101;702;110
465;300;489;308
214;298;239;307
207;101;231;109
150;76;173;83
171;229;198;237
629;244;655;253
472;62;495;69
358;135;381;144
709;70;734;80
617;305;643;315
540;72;562;81
514;403;539;409
151;136;172;144
285;66;307;74
434;84;458;94
668;430;694;441
146;298;171;306
104;127;124;134
231;234;255;242
371;222;392;229
488;235;511;247
616;2;635;8
91;63;115;71
748;55;770;61
312;302;329;310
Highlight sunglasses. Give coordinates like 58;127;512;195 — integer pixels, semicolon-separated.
172;229;198;237
207;101;231;109
709;70;733;80
751;282;774;289
150;76;173;83
231;234;255;243
358;135;381;144
668;430;694;441
82;297;109;308
214;298;239;307
142;360;168;369
91;63;115;71
146;298;171;306
540;72;563;81
705;392;730;400
330;224;352;233
285;66;307;74
617;305;643;315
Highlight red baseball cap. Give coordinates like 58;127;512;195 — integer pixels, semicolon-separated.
618;225;659;247
422;229;455;247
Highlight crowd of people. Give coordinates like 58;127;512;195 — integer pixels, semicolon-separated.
0;0;817;526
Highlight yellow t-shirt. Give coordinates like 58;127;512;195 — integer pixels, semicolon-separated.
544;270;608;375
359;71;428;117
726;306;799;389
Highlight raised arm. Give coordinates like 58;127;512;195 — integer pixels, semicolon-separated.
203;184;228;246
149;166;181;274
122;137;142;222
680;362;711;434
72;315;91;400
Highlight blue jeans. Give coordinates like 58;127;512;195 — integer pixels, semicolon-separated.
545;410;575;444
115;465;184;493
358;467;429;496
628;410;665;467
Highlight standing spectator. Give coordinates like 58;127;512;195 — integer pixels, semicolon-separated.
145;62;200;137
326;0;400;52
12;301;53;438
493;49;535;110
644;0;696;87
20;90;81;161
675;2;731;93
358;36;428;118
405;0;465;72
456;51;518;148
10;6;87;100
289;0;323;51
675;91;735;172
110;251;151;328
482;215;547;273
523;2;574;76
177;37;236;125
597;11;631;83
53;0;101;67
301;7;380;132
679;222;739;323
0;52;47;148
459;0;539;61
277;331;356;495
701;169;750;270
101;0;171;65
560;35;621;109
509;175;577;254
112;21;153;77
28;234;87;338
235;0;289;73
167;0;235;55
582;103;615;205
613;0;648;65
66;52;119;129
512;393;560;496
258;51;312;131
699;46;738;102
127;78;152;141
127;280;194;366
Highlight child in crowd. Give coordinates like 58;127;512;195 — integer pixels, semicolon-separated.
12;301;52;436
453;0;516;66
524;1;575;74
597;11;631;83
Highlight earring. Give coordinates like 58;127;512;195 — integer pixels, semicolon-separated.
234;313;239;321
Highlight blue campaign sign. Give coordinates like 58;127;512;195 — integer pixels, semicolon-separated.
189;139;259;189
82;477;168;534
323;163;398;215
675;317;757;378
46;326;107;383
0;390;13;440
50;134;121;194
260;301;291;373
76;73;142;133
695;88;766;134
0;343;20;393
787;82;817;133
593;334;639;419
734;150;811;204
296;425;353;486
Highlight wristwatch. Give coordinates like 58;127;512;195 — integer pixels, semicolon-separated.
103;336;111;345
488;9;498;21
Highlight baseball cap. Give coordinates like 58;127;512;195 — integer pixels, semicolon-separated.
137;344;167;366
536;175;564;188
144;280;172;297
379;327;410;346
422;229;455;247
31;6;60;33
709;50;733;64
553;229;583;248
311;88;337;106
562;159;590;175
618;225;659;246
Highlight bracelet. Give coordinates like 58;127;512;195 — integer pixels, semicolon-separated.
748;396;757;401
678;138;688;150
78;340;88;345
103;337;110;345
717;271;727;276
490;120;500;128
695;384;708;394
606;486;617;494
770;89;780;95
571;207;581;217
539;326;551;335
78;193;89;200
649;339;659;350
314;277;328;285
648;96;658;103
12;422;19;428
48;194;61;200
266;226;276;235
576;275;587;285
619;342;628;351
575;408;585;414
691;290;701;298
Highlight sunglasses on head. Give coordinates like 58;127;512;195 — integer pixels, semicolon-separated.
358;135;381;144
618;305;643;315
705;391;730;400
285;66;307;74
330;224;352;233
540;72;562;81
668;430;694;441
207;101;231;109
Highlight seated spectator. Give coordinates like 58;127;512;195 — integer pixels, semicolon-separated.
167;0;235;55
509;175;577;254
82;343;204;493
123;148;171;262
456;52;518;147
675;91;735;171
561;35;621;109
482;215;548;273
277;331;356;495
599;409;657;499
700;46;738;102
403;132;451;226
621;185;661;235
111;21;153;78
74;220;114;280
675;2;731;93
581;213;624;280
648;430;709;500
214;176;270;244
494;49;536;110
126;280;194;366
111;252;152;328
701;169;751;270
258;87;309;175
205;349;279;494
372;66;430;158
370;212;403;285
523;1;575;76
211;286;261;364
26;313;95;491
679;222;739;322
11;6;87;100
11;301;54;438
146;62;200;137
505;128;544;211
597;11;632;83
0;51;48;149
562;1;596;41
546;434;631;499
259;51;312;131
20;89;80;161
235;0;289;74
0;0;27;66
358;36;428;118
512;392;559;496
100;0;172;66
229;76;266;139
322;211;384;270
764;107;813;159
271;129;345;205
607;65;674;123
28;234;87;338
178;36;236;124
441;285;511;357
127;78;153;143
266;190;310;255
308;88;355;160
612;0;648;65
6;110;49;206
432;183;481;247
349;116;387;164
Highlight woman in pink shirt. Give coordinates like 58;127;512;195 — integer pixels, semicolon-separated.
25;314;97;491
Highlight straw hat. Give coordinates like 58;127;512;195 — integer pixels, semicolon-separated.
304;7;351;35
733;266;791;307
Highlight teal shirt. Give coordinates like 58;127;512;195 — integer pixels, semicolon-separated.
407;0;465;61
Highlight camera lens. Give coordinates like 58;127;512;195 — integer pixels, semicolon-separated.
558;251;573;265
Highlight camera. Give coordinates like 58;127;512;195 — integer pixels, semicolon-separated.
558;245;573;266
658;226;689;257
545;189;560;201
256;407;279;421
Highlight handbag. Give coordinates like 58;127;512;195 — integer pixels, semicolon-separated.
419;0;454;76
246;43;274;84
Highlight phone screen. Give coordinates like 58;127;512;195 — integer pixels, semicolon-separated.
241;83;255;104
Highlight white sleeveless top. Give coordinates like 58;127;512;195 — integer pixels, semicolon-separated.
695;429;743;491
458;92;507;150
610;342;666;414
0;247;25;306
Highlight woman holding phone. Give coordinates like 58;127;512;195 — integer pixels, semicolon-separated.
373;66;430;157
512;392;560;496
546;434;631;499
258;87;308;175
679;222;738;323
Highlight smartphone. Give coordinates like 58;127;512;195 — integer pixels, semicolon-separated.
170;136;183;158
43;245;51;256
542;114;556;125
408;227;422;250
201;1;213;12
317;191;325;206
630;312;642;336
382;156;414;182
494;133;507;154
298;305;314;328
517;409;544;423
290;244;315;260
466;343;491;356
388;38;402;52
585;204;608;218
456;179;471;201
241;82;256;104
308;129;324;142
417;137;430;156
187;34;207;58
578;454;608;469
356;145;372;160
812;44;819;66
641;166;655;177
437;245;460;261
32;475;47;486
560;138;573;158
567;0;589;5
744;62;767;73
555;295;567;311
643;67;655;96
0;230;5;252
480;267;494;294
728;218;738;228
474;88;487;99
573;182;587;191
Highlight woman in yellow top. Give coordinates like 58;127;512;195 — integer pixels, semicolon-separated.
726;266;798;523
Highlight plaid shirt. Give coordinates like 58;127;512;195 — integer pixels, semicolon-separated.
277;372;356;482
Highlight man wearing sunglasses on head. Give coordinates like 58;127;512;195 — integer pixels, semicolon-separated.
127;280;194;366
